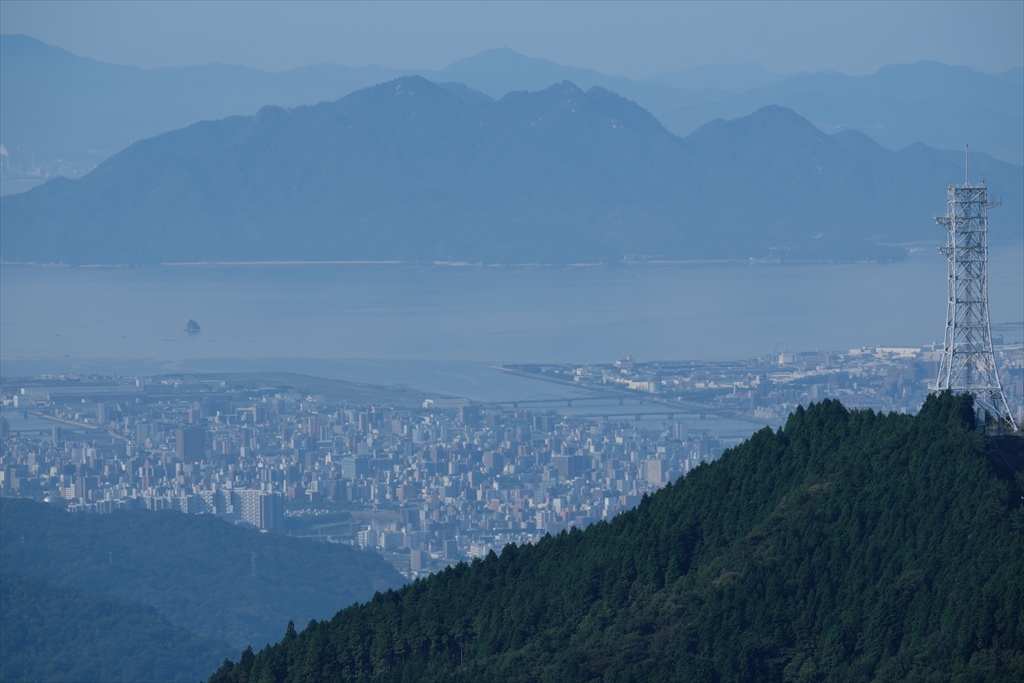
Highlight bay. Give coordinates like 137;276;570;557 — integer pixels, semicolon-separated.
2;246;1021;400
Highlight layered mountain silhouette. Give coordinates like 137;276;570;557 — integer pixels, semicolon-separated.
209;393;1024;682
2;76;1021;265
663;61;1024;164
0;34;403;167
3;34;1021;177
2;76;1024;266
0;37;735;172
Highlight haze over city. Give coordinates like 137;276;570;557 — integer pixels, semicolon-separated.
1;2;1023;682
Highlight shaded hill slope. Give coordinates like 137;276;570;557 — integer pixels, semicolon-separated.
210;393;1024;682
0;501;406;650
0;573;231;683
3;76;1021;265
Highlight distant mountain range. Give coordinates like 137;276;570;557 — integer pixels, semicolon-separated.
0;34;403;169
2;76;1021;265
662;61;1024;166
2;34;1021;179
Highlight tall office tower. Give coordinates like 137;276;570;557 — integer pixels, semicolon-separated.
934;149;1018;432
175;426;207;463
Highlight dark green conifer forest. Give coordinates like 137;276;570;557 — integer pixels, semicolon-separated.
0;574;229;683
210;393;1024;682
0;495;404;682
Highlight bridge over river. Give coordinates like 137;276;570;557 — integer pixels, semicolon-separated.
482;390;748;422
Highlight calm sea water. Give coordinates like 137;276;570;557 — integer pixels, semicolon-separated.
2;247;1021;400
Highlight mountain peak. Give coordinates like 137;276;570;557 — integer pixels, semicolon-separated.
688;105;820;144
746;104;815;126
438;49;605;100
1;32;109;69
551;79;586;96
446;47;561;72
339;75;461;112
384;74;443;95
464;46;530;63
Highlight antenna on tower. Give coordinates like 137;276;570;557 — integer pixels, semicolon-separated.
965;144;969;184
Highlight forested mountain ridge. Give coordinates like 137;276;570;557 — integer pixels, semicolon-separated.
0;573;231;683
0;500;406;652
210;393;1024;682
3;76;1021;266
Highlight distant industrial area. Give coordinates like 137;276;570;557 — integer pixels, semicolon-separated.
3;335;1020;579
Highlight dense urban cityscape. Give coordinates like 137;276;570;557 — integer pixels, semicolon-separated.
3;335;1021;579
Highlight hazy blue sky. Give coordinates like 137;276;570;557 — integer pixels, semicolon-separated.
2;0;1021;77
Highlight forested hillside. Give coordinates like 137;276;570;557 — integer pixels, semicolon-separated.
0;574;230;683
210;393;1024;682
0;501;405;651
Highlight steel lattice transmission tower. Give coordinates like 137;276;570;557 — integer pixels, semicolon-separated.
933;148;1018;432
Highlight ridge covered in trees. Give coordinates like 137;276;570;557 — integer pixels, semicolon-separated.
0;500;405;654
210;393;1024;682
0;573;230;683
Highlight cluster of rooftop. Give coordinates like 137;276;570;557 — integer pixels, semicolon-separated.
1;375;729;577
525;338;1022;427
3;337;1020;576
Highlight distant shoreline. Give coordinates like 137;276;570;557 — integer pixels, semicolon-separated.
0;255;921;268
6;242;1023;269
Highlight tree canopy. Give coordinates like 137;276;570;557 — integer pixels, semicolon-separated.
210;393;1024;682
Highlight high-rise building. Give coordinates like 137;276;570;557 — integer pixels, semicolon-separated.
340;456;369;480
233;488;284;533
175;426;206;463
552;455;587;481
